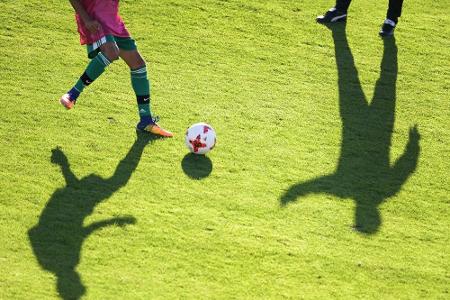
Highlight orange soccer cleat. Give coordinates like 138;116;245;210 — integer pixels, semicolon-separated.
136;117;173;137
59;93;76;110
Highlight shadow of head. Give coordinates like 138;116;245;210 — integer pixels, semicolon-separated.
56;269;86;300
353;202;382;235
181;153;213;179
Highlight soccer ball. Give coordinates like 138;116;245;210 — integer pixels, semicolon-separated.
185;123;216;155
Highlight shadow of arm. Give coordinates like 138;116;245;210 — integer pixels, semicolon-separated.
387;126;420;196
51;147;78;185
280;175;336;206
83;216;136;237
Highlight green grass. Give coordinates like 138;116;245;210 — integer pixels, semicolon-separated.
1;0;449;298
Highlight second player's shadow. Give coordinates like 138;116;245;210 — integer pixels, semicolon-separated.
181;153;213;179
28;132;161;300
280;24;420;234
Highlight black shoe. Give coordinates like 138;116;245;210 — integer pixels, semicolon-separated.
379;19;396;37
316;7;347;24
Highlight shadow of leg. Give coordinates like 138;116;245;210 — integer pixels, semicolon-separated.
280;175;338;206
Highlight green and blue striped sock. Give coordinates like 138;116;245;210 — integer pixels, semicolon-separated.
131;66;152;121
69;52;111;101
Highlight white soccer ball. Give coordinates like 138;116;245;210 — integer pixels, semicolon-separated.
185;123;216;155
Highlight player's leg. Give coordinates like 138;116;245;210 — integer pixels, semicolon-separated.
60;39;119;109
387;0;404;23
380;0;404;36
317;0;351;23
117;39;172;137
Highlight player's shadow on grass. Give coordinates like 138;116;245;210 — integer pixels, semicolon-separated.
28;132;160;300
280;24;420;234
181;153;213;179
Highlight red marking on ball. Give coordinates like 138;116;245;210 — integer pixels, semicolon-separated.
190;134;207;153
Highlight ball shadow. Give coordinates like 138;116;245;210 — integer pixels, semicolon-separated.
181;153;213;179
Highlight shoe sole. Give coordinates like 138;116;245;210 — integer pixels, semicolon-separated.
136;126;173;138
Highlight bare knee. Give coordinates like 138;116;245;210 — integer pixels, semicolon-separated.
100;42;120;62
103;47;120;62
135;56;146;69
120;50;146;70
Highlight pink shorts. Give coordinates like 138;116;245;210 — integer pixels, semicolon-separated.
75;0;130;45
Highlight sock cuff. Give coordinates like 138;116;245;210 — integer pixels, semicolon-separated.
96;52;111;67
131;67;147;78
384;18;397;26
131;66;147;73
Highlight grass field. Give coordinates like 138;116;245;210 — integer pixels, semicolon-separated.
0;0;449;299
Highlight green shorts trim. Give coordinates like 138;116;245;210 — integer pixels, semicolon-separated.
86;35;137;59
